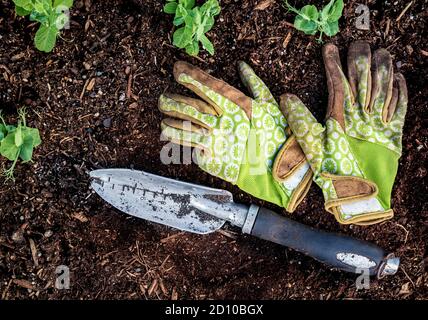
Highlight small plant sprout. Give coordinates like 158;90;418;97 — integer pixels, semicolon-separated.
164;0;221;56
285;0;344;42
12;0;74;52
0;109;41;181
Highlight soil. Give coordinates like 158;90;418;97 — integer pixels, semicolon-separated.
0;0;427;300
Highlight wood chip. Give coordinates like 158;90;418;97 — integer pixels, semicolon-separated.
0;241;15;249
139;283;146;295
126;73;133;99
398;282;411;296
216;229;237;239
284;21;295;28
11;52;25;61
148;279;158;297
43;281;53;290
171;287;178;300
0;64;11;75
72;212;89;223
396;1;413;22
79;78;90;100
129;102;139;109
29;238;39;267
1;280;12;299
254;0;274;10
159;278;168;296
160;232;185;243
160;255;171;269
13;279;34;290
283;31;292;49
384;18;390;39
86;78;96;91
420;49;428;57
84;20;92;32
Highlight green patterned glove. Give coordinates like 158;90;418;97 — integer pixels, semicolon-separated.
159;61;312;212
281;41;408;225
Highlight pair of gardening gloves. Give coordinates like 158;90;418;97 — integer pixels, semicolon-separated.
159;41;408;226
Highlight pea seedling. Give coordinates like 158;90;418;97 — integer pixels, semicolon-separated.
285;0;344;42
0;109;41;181
164;0;221;56
12;0;74;52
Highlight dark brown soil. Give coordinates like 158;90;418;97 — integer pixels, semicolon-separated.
0;0;427;299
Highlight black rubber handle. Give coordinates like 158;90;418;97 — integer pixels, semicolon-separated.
250;207;386;275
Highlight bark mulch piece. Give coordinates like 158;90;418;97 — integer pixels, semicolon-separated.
0;0;426;299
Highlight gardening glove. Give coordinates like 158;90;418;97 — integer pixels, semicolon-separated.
281;41;408;225
159;61;313;212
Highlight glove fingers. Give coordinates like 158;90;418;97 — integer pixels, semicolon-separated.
390;73;408;123
369;48;394;122
347;41;372;112
280;93;325;173
161;118;207;149
322;43;354;130
173;61;253;119
238;61;276;104
159;93;218;130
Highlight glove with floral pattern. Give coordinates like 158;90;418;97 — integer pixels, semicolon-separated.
281;41;408;225
159;61;313;212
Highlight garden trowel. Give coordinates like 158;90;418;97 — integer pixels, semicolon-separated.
90;168;399;278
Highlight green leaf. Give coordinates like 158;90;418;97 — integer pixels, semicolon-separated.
173;4;188;26
19;136;34;162
324;20;339;36
30;10;49;25
320;0;335;21
168;0;219;56
300;5;319;21
185;40;199;56
53;0;74;9
327;0;344;22
180;0;195;10
33;1;47;14
294;15;318;35
203;16;214;32
15;126;23;147
173;26;193;48
164;2;178;14
13;0;31;6
192;7;202;25
6;125;16;132
12;0;33;11
24;127;41;147
0;133;20;161
42;0;53;11
173;16;185;26
199;34;214;55
0;124;5;141
195;15;205;39
200;0;220;16
0;124;7;137
15;6;31;16
34;24;59;52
